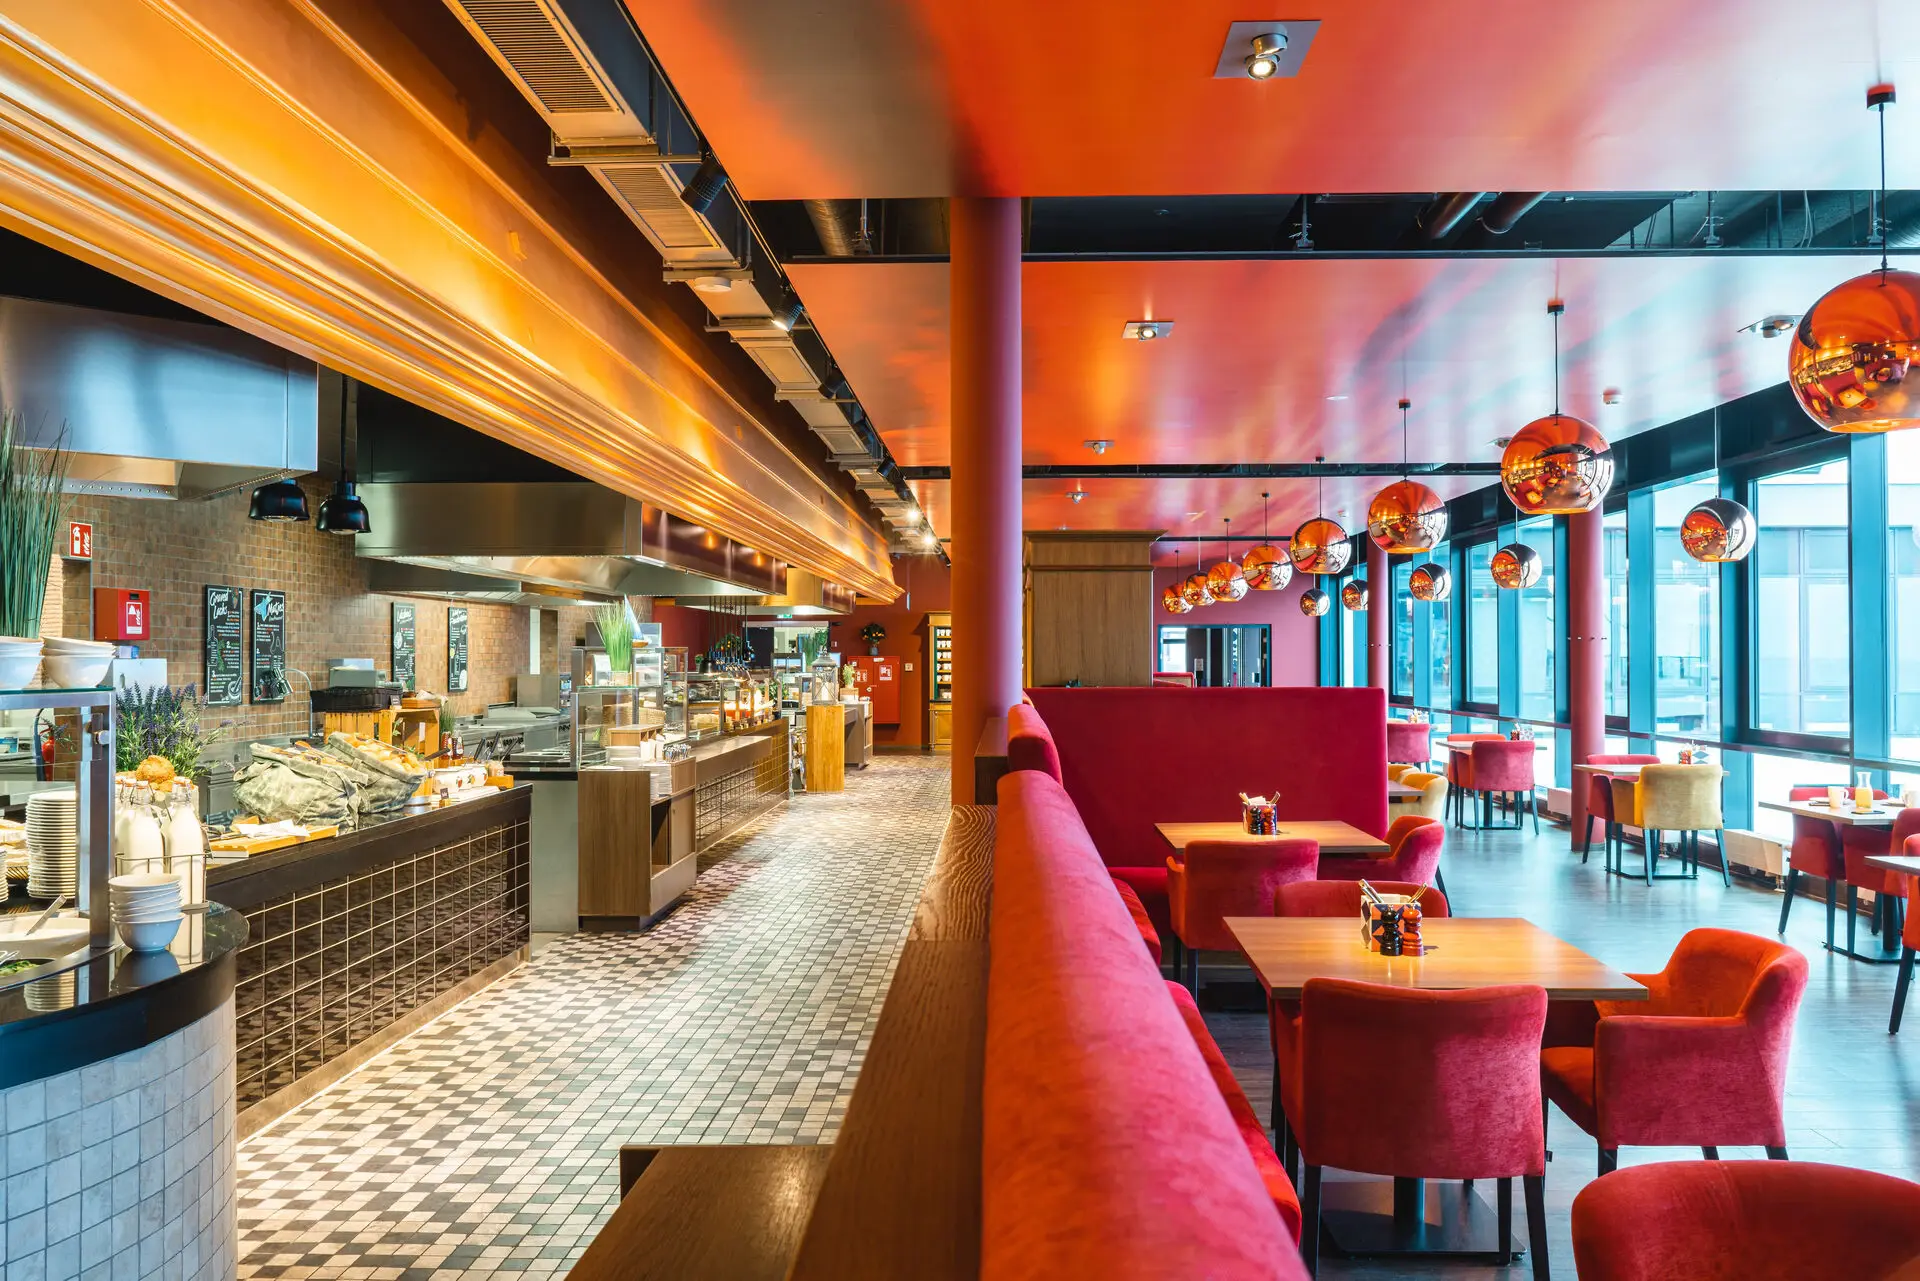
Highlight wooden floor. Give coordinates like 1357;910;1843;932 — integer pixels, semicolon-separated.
1202;817;1920;1280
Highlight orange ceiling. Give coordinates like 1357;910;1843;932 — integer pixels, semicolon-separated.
794;254;1887;535
628;0;1919;197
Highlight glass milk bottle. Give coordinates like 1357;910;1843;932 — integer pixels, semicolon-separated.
118;783;166;878
163;782;207;909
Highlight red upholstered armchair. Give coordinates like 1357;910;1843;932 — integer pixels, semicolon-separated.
1837;802;1914;959
1166;981;1304;1243
1443;733;1505;824
1318;815;1447;899
1006;703;1063;783
1888;849;1920;1034
1582;754;1659;863
1540;927;1808;1174
1777;784;1852;951
1167;838;1318;991
1386;720;1432;766
1571;1160;1920;1281
1280;980;1551;1277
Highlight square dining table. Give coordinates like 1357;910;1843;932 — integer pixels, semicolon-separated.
1226;915;1643;1260
1758;796;1902;827
1387;779;1423;801
1156;820;1388;858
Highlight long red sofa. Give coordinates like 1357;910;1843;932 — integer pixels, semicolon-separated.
986;770;1308;1280
1022;687;1390;935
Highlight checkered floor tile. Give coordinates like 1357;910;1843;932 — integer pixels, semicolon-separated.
235;756;951;1278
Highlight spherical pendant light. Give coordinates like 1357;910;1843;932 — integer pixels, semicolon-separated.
1409;562;1452;602
1367;400;1450;553
1500;301;1614;517
1290;518;1352;576
1206;518;1250;602
1180;536;1215;606
1490;543;1542;590
1789;89;1920;434
1341;580;1369;611
1299;588;1331;617
1242;490;1291;589
1161;583;1193;615
1680;497;1758;563
1788;269;1920;433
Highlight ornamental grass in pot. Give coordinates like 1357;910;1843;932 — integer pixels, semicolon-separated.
0;414;67;688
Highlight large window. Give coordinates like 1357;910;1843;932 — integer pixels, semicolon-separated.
1466;542;1499;706
1391;559;1414;699
1340;575;1364;687
1428;546;1453;710
1517;517;1556;724
1754;457;1850;737
1895;435;1920;758
1653;480;1719;737
1604;508;1628;719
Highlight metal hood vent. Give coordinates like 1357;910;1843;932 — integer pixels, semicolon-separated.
440;0;927;533
0;295;316;497
354;480;787;600
662;568;857;618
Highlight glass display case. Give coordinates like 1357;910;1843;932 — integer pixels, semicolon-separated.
570;685;669;767
685;674;778;740
633;646;688;741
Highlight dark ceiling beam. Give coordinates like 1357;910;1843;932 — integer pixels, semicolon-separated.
900;462;1500;481
791;245;1920;265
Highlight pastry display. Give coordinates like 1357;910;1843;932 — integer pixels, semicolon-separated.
134;755;176;785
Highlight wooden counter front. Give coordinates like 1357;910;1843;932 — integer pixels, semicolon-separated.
577;768;695;929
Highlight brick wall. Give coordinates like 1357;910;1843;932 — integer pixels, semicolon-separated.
54;481;530;739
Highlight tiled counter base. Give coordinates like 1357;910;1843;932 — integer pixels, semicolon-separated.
1;998;238;1281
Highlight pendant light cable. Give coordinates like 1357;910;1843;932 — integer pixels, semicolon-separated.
1876;88;1891;272
1261;490;1270;539
1551;303;1563;417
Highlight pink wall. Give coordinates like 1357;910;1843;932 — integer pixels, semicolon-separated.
1150;567;1320;687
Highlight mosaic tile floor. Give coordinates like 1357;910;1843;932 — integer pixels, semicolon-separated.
234;755;951;1279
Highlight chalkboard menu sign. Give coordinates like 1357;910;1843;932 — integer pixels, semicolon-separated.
447;606;469;693
391;603;416;690
204;586;244;707
250;589;288;703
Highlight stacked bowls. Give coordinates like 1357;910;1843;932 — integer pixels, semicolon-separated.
41;636;114;688
109;873;182;952
26;789;78;899
0;635;42;689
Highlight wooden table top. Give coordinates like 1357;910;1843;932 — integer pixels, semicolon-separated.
1225;917;1647;1001
1758;798;1903;827
1387;780;1423;799
1436;739;1549;753
1866;854;1920;876
1570;762;1648;777
1157;820;1390;857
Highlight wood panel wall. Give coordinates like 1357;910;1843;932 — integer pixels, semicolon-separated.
1024;532;1159;688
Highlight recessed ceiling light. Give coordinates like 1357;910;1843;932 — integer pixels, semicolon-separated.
1213;20;1320;80
690;275;734;294
1067;489;1089;504
1244;31;1287;78
1083;439;1113;454
1123;320;1173;341
1325;394;1349;402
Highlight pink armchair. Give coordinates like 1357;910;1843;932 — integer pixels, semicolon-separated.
1317;815;1448;903
1458;740;1539;833
1167;837;1318;992
1386;720;1432;766
1540;927;1808;1174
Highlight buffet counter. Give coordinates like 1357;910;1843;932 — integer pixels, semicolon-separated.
208;785;531;1132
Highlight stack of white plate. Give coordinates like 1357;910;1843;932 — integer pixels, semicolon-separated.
26;789;78;899
41;636;114;688
0;635;42;689
109;873;182;952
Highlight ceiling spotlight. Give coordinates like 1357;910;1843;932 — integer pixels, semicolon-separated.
1066;489;1089;504
1244;30;1288;79
921;530;938;548
769;288;805;332
1325;394;1349;402
1084;439;1113;454
1124;320;1174;341
680;148;728;214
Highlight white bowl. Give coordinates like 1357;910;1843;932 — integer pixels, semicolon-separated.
110;873;181;893
41;636;114;653
0;913;91;953
42;655;111;688
115;915;179;953
0;652;40;688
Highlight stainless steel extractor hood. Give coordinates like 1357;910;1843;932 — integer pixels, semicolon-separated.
659;568;857;618
0;295;317;497
355;480;793;600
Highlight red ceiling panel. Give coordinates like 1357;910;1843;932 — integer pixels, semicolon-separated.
629;0;1919;198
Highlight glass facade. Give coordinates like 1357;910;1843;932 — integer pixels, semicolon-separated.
1753;457;1850;738
1466;542;1498;707
1429;546;1453;710
1391;559;1414;699
1517;517;1556;725
1653;479;1719;738
1604;508;1628;719
1893;434;1920;759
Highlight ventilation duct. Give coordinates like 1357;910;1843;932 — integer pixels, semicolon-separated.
804;200;868;257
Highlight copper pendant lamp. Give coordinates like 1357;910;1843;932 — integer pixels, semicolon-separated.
1790;86;1920;434
1291;467;1353;576
1207;519;1250;602
1341;580;1369;611
1181;536;1215;607
1161;581;1193;615
1681;497;1757;563
1242;490;1292;590
1501;301;1614;516
1299;587;1331;617
1409;561;1452;602
1367;398;1448;553
1491;542;1542;590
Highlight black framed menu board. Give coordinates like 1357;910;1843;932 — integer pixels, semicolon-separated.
204;586;244;707
250;588;288;703
391;602;416;690
447;606;469;693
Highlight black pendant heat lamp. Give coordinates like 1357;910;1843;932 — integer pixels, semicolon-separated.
248;477;309;523
316;375;371;535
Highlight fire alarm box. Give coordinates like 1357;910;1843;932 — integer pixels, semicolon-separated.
93;588;151;643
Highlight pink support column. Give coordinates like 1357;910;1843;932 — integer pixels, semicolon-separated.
1366;539;1390;691
949;198;1024;804
1567;509;1605;849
